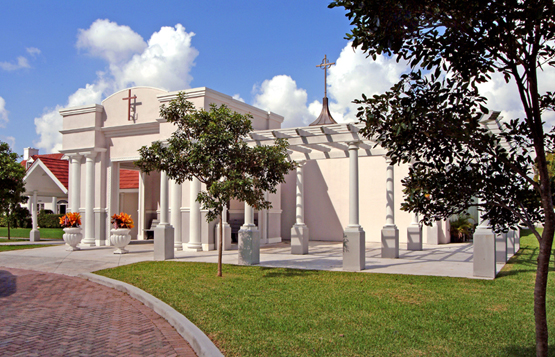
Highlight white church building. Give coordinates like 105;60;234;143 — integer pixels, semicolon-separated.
41;85;457;271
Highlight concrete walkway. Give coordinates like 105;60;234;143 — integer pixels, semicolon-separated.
0;267;196;356
0;240;505;279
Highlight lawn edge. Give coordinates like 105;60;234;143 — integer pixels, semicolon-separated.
78;272;223;357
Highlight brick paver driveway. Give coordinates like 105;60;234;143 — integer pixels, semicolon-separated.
0;267;196;356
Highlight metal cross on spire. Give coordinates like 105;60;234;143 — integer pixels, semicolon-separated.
316;55;335;98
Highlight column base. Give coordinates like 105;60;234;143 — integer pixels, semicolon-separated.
381;225;399;258
238;224;260;265
30;229;40;242
407;225;422;251
186;242;203;252
343;226;365;271
291;223;309;255
81;238;96;247
174;242;183;251
496;232;507;263
154;224;175;261
473;227;496;279
95;239;106;247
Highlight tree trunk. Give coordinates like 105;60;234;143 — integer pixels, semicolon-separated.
7;219;10;240
217;213;223;277
535;221;554;357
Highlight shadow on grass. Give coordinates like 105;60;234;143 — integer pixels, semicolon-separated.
0;270;16;297
259;266;319;278
503;344;555;357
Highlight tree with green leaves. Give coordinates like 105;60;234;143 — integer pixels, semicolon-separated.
330;0;555;355
135;93;296;277
0;141;28;240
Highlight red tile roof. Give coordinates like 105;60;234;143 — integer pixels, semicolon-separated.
120;169;139;189
37;157;69;189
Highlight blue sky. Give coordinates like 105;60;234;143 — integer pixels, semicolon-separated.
0;0;541;155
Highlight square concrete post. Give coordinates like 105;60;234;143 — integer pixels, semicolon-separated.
407;213;422;251
515;228;520;253
506;230;515;258
238;203;260;265
473;227;496;278
30;190;40;242
154;171;174;261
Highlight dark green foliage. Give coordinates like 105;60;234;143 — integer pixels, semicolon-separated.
0;141;28;239
38;210;63;228
0;206;31;228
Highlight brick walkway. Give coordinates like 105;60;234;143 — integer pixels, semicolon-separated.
0;267;196;356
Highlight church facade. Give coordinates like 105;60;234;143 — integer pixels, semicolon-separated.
57;86;445;266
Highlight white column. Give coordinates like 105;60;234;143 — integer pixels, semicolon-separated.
343;143;365;270
137;172;146;240
30;190;40;241
171;179;182;250
291;162;309;255
244;203;254;225
381;158;399;258
348;144;360;227
81;152;97;246
188;177;202;251
221;204;233;251
69;154;82;213
154;171;174;260
385;161;395;227
51;197;58;214
159;171;169;225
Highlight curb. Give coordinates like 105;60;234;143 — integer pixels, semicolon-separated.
78;272;224;357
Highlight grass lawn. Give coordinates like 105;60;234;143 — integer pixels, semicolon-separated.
0;244;56;251
0;227;63;239
96;230;555;357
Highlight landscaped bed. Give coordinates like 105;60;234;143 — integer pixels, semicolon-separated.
95;230;554;357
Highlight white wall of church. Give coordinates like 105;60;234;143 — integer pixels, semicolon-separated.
281;156;413;244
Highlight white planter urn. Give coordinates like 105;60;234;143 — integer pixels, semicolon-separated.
63;227;83;251
110;228;132;254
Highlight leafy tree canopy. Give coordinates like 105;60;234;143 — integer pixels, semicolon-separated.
0;141;28;239
330;0;555;355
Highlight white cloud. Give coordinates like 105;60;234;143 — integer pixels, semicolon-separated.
0;135;15;148
0;96;8;127
252;43;410;127
112;24;198;90
26;47;41;56
34;105;64;153
0;56;30;71
35;20;199;153
232;94;245;102
252;75;314;128
77;19;147;64
478;66;555;129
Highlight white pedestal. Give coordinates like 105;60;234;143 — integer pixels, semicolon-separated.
238;224;259;265
407;225;422;251
473;228;496;279
30;229;40;242
496;232;507;263
154;224;174;261
381;226;399;258
291;224;309;255
343;226;365;271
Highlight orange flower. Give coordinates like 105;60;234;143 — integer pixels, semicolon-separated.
111;212;135;229
59;212;81;228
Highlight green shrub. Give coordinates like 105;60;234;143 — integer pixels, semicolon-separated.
0;206;31;228
38;210;64;228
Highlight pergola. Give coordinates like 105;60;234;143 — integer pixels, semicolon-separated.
241;122;418;271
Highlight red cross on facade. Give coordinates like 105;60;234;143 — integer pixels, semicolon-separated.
122;89;137;121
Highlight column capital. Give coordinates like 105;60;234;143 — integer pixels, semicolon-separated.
347;141;360;150
295;160;307;166
385;156;393;165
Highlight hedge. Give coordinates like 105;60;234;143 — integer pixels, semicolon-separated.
38;211;64;228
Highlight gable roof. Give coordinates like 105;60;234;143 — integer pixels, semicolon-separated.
38;157;69;189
